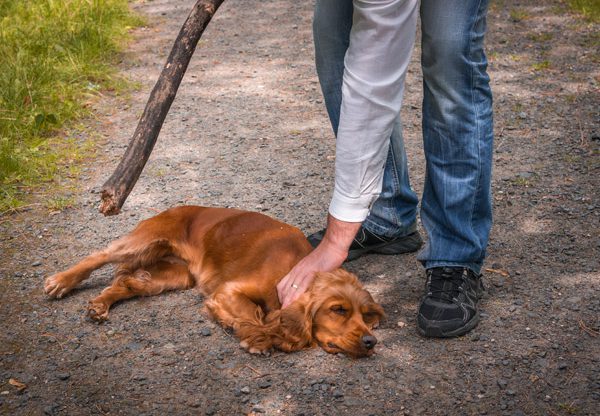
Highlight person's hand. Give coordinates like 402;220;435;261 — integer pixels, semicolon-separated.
277;215;361;308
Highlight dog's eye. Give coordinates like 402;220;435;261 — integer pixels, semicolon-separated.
330;305;347;316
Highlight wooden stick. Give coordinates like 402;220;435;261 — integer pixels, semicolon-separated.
99;0;225;215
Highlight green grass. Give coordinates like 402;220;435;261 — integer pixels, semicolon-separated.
0;0;143;212
509;8;530;22
532;60;551;71
570;0;600;22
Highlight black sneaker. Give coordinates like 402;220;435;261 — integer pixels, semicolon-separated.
307;227;422;261
417;267;484;338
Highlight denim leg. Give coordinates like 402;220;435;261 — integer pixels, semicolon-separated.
313;0;419;238
417;0;494;273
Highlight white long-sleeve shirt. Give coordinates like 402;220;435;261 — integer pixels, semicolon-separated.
328;0;418;222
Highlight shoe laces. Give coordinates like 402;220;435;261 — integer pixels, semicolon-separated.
427;267;468;303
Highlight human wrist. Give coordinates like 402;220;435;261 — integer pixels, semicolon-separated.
322;214;362;255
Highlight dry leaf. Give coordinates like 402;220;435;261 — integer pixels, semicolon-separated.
8;378;27;391
485;268;510;277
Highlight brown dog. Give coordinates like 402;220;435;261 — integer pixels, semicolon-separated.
44;206;384;357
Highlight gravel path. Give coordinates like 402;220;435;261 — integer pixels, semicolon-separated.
1;1;598;415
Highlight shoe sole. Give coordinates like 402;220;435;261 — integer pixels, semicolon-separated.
416;311;480;338
346;232;423;261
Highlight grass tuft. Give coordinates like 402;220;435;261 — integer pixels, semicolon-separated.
0;0;143;212
570;0;600;22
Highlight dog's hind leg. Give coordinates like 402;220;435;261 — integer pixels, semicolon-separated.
44;235;173;299
87;261;194;321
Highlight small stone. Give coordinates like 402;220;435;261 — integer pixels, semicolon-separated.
497;379;508;389
56;373;70;381
127;342;143;351
518;112;527;119
32;261;42;267
506;390;516;396
252;405;265;414
517;172;533;179
557;362;568;370
43;403;59;415
258;380;272;389
240;386;250;394
201;328;212;337
332;389;344;398
397;321;406;328
106;330;115;336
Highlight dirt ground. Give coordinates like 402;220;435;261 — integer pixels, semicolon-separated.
1;0;599;415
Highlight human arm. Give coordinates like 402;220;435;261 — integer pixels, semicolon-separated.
277;0;418;307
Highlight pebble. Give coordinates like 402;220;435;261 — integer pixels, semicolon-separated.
127;342;143;351
43;403;59;415
56;373;70;381
258;380;271;389
32;261;42;267
557;362;568;370
240;386;250;394
201;328;212;337
497;379;508;389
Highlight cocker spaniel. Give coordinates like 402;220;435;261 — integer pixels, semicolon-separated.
44;206;384;357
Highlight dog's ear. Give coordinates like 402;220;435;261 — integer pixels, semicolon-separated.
274;292;315;352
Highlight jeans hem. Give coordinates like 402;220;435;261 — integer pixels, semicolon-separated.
421;261;483;275
363;218;418;238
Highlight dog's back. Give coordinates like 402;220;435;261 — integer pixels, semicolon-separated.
45;206;312;317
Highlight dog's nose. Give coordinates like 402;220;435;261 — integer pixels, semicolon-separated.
361;335;377;350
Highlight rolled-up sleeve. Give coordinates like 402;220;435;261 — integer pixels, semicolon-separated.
328;0;418;222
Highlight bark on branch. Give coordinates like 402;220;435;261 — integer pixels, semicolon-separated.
99;0;225;215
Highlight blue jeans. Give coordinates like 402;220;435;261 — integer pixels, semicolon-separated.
314;0;493;273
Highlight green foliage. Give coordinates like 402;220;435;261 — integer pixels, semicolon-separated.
532;60;551;71
0;0;143;211
509;8;530;22
570;0;600;22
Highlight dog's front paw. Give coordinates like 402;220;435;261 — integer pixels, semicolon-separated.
44;273;77;299
239;340;271;355
87;302;109;322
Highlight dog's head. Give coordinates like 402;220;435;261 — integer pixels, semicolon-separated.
278;269;385;358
